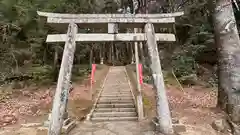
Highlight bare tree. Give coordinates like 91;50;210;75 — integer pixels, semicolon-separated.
213;0;240;123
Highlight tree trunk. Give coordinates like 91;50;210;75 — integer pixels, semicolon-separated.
131;43;135;64
127;42;132;64
108;43;112;64
108;23;118;65
116;45;119;62
100;44;104;64
111;42;115;65
90;44;93;67
53;46;58;69
53;46;59;81
93;49;96;64
213;0;240;123
43;44;48;65
77;55;81;64
103;43;107;64
123;44;128;64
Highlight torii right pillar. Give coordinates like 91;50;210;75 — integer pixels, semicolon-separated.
145;23;174;134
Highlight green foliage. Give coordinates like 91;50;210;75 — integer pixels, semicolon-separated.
172;54;197;77
102;0;119;13
0;0;108;85
171;0;217;85
0;0;231;87
26;65;53;81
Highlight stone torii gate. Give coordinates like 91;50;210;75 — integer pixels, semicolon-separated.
37;11;183;135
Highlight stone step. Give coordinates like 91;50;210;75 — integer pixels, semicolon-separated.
91;117;138;121
104;86;130;88
95;108;136;112
99;98;133;102
96;103;135;108
101;94;132;97
103;89;131;92
100;97;133;100
102;90;131;92
102;92;131;94
98;99;134;104
89;67;139;122
101;92;132;95
101;92;132;94
103;88;130;90
92;112;137;117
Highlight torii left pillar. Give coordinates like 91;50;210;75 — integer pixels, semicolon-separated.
38;23;77;135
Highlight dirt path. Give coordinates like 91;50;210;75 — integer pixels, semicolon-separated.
70;121;157;135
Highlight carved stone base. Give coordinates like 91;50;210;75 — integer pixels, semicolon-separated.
40;112;76;134
152;117;186;134
62;118;77;134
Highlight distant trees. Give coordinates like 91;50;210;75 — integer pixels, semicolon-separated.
0;0;109;83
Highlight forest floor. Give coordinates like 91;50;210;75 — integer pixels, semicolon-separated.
125;64;231;135
0;65;232;135
142;84;228;135
0;65;109;135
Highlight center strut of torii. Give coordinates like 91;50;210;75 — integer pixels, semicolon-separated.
37;11;183;135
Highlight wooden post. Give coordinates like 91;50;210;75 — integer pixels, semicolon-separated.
100;57;104;64
48;23;78;135
100;45;104;64
108;23;118;65
144;23;173;134
134;28;144;120
108;23;118;34
112;43;115;65
131;44;135;64
138;28;145;64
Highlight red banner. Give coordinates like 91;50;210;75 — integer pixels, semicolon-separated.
91;64;96;84
138;64;143;84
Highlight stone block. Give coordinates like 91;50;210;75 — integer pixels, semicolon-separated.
36;127;48;135
17;128;37;135
41;117;76;134
62;121;76;134
151;117;160;132
231;105;240;123
151;117;185;134
37;120;76;135
211;119;230;132
231;123;240;135
226;117;240;135
63;118;71;126
43;121;49;127
173;124;186;133
21;123;42;128
172;118;180;124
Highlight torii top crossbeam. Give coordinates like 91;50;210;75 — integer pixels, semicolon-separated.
37;11;184;18
37;11;184;28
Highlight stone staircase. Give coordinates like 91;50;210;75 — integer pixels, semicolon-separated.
90;66;138;121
